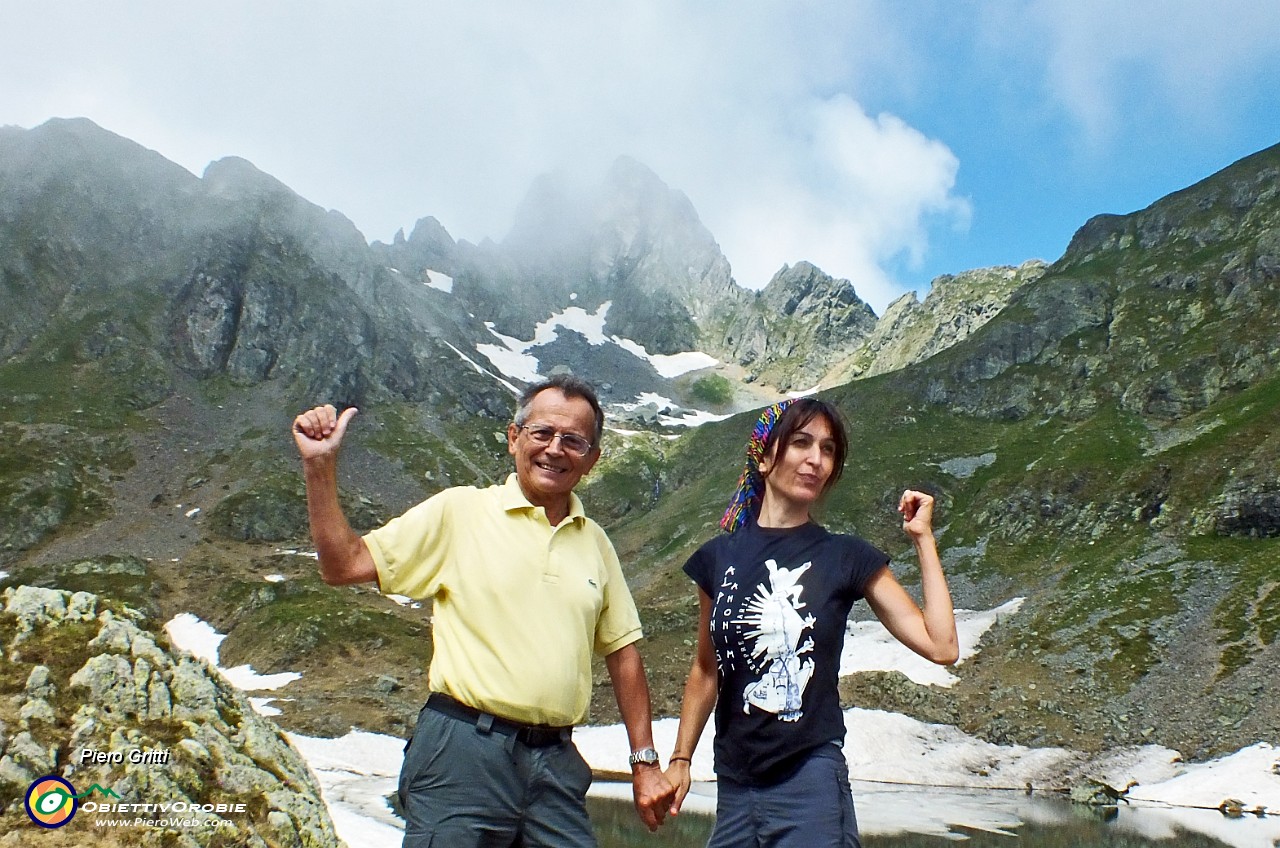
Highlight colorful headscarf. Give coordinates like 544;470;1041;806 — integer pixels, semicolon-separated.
719;398;795;532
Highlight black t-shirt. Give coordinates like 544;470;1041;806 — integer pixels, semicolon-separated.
683;519;887;786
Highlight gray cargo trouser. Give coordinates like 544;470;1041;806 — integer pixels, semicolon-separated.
398;704;596;848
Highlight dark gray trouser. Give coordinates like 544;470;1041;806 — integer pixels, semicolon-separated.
398;705;596;848
708;744;861;848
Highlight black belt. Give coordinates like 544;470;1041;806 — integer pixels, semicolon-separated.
425;693;572;748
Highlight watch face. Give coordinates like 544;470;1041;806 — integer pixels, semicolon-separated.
630;748;659;765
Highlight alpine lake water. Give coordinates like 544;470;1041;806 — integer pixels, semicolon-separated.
587;783;1274;847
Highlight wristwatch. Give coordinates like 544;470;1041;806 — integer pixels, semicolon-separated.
628;747;660;767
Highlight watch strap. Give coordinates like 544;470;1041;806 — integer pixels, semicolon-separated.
628;746;660;766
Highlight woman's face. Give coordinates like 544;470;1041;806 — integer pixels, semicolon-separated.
759;413;837;509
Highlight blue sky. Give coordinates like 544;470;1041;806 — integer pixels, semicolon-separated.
888;5;1280;293
2;1;1278;313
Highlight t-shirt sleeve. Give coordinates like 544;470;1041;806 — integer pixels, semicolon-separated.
594;528;644;656
362;490;453;599
846;536;890;599
682;540;717;596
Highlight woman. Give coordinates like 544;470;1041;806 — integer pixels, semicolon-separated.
664;397;959;847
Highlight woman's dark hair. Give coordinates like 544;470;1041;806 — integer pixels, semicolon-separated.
760;397;848;495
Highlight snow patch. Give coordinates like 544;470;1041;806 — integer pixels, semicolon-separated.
661;409;734;427
274;549;318;559
613;337;718;378
474;342;541;383
250;697;284;717
1128;743;1280;813
288;730;407;847
787;384;822;398
840;597;1024;687
424;270;453;293
473;303;719;385
445;341;522;393
164;613;302;693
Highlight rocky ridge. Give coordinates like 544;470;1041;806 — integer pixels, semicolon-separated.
829;259;1048;384
907;142;1280;427
377;156;897;393
0;117;1031;416
713;261;879;391
0;117;514;417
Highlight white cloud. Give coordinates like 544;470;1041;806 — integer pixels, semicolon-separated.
1018;1;1280;146
712;94;971;308
0;1;972;313
4;2;1273;315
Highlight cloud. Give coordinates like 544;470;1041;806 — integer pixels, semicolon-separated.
0;2;968;312
710;95;970;309
1020;0;1280;146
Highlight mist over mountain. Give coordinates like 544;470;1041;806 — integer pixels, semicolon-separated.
2;117;1278;836
372;153;967;393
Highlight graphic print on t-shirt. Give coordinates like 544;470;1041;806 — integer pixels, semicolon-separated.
716;558;816;722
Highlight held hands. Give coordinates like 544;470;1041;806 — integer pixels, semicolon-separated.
632;765;677;832
664;759;692;817
292;405;358;462
898;489;935;538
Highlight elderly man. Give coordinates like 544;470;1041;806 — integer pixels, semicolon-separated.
292;375;674;847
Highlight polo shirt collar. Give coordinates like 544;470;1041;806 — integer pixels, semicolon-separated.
500;473;586;524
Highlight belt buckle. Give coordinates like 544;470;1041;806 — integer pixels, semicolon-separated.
519;726;563;747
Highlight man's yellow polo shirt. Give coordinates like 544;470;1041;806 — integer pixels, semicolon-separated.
363;474;643;727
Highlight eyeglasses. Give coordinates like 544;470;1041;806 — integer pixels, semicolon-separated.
518;424;595;457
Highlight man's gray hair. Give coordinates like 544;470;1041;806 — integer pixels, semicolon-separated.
514;375;605;448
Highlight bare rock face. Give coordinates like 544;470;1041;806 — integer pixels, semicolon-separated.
1213;478;1280;538
0;585;342;847
716;261;879;392
706;260;1044;393
831;260;1048;383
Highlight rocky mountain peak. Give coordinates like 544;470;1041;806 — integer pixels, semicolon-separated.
198;155;374;294
201;155;295;202
709;261;876;391
595;155;709;249
759;261;870;317
441;155;737;355
374;215;461;283
502;167;595;257
16;117;191;185
407;215;456;252
0;117;198;236
828;259;1048;383
500;155;722;280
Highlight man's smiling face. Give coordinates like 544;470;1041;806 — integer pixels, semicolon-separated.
507;388;599;514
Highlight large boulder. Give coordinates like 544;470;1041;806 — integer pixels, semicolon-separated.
0;585;342;847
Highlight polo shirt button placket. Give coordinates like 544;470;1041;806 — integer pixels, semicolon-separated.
543;532;558;583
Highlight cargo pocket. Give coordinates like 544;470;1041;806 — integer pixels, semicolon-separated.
398;708;453;812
